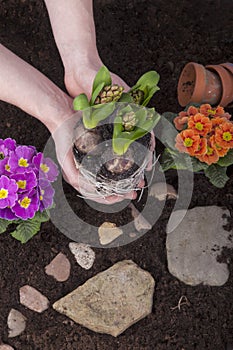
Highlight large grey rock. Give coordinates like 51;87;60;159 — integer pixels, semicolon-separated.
53;260;155;337
166;206;233;286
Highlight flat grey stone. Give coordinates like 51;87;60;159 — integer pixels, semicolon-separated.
7;309;26;338
45;252;71;282
19;285;49;313
53;260;155;337
166;206;233;286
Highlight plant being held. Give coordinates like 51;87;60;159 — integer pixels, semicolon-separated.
72;66;160;155
161;104;233;188
0;138;58;243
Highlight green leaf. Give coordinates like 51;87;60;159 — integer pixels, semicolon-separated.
118;92;134;103
0;218;12;234
112;109;160;155
162;111;177;125
90;82;105;106
82;102;116;129
129;71;160;106
217;149;233;167
160;149;176;171
91;66;112;96
34;210;50;223
204;164;229;188
10;218;42;243
73;93;90;111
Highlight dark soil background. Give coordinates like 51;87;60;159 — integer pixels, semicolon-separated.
0;0;233;349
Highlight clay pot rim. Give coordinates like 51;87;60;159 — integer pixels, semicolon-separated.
206;64;233;107
177;62;207;106
220;62;233;75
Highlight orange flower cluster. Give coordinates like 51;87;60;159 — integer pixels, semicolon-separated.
174;104;233;165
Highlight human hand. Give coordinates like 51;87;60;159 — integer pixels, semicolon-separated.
52;112;138;204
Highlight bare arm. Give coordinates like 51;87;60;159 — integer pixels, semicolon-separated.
44;0;129;97
0;44;73;133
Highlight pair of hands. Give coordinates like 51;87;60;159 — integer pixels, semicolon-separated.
56;63;154;204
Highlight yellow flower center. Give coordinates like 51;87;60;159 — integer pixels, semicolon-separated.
40;190;45;201
183;137;193;147
207;109;216;115
17;180;26;189
5;164;10;172
18;157;29;167
195;122;203;131
222;131;232;142
0;188;8;199
40;163;49;173
19;197;31;209
0;152;4;160
207;146;214;156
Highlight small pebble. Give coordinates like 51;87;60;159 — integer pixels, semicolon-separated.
69;242;95;270
0;345;14;350
129;204;152;232
19;285;49;313
45;252;71;282
98;222;123;245
149;182;178;201
7;309;26;338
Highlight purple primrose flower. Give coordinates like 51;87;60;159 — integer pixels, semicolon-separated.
9;145;35;174
0;175;18;209
33;152;59;182
12;189;39;220
11;171;37;193
38;178;55;212
0;207;19;221
0;157;12;176
0;138;16;160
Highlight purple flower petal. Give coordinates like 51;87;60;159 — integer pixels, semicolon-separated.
0;158;12;176
0;207;19;220
11;171;37;193
12;189;39;220
0;175;18;209
9;145;35;174
33;152;59;182
38;178;55;211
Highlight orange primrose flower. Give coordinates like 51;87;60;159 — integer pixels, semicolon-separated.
209;135;229;157
174;111;189;130
211;116;229;128
175;129;200;155
197;139;219;165
187;106;199;116
215;122;233;148
193;137;207;156
199;104;214;116
188;113;212;136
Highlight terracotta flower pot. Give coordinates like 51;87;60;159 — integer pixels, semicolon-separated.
177;62;222;107
206;64;233;107
177;61;233;107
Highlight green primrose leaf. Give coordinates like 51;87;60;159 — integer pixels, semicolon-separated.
217;149;233;167
204;164;229;188
82;102;116;129
73;93;90;111
0;218;12;234
92;66;112;96
34;210;50;223
10;218;42;243
90;82;105;105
